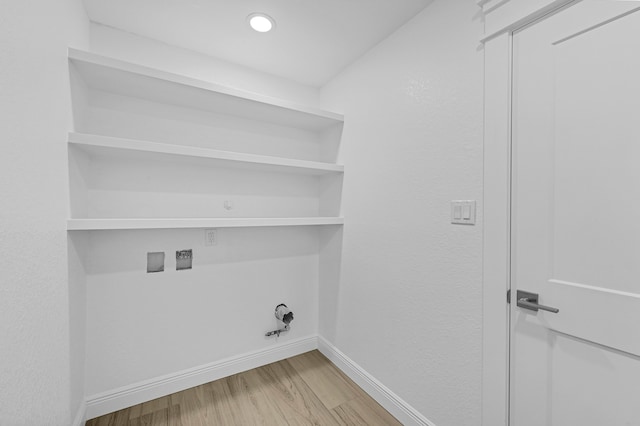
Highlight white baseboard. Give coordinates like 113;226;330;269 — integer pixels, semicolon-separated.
317;336;437;426
85;335;318;421
71;401;86;426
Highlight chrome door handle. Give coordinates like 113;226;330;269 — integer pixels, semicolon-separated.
516;290;559;313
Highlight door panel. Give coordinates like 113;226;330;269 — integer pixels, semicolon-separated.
511;2;640;425
548;280;640;355
552;9;640;295
550;334;640;425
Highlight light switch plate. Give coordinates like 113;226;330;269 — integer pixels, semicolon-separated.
451;200;476;225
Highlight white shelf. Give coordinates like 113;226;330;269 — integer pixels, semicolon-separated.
69;133;344;175
67;50;345;233
67;217;344;231
69;48;344;132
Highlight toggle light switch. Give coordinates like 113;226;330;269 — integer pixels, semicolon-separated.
453;205;462;220
462;205;471;220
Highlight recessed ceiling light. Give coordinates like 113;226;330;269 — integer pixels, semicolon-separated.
248;13;275;33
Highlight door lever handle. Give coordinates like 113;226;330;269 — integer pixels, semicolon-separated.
516;290;559;313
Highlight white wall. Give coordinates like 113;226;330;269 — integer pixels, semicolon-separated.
320;1;484;425
84;227;320;396
0;1;89;425
79;25;329;405
0;3;484;423
89;23;321;107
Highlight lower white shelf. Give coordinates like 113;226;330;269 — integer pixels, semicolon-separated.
67;217;344;231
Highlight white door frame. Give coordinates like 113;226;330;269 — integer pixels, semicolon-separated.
480;1;577;425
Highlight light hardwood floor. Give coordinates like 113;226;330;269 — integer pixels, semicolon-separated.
85;350;402;425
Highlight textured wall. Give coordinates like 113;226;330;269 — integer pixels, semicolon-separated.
0;1;89;425
319;1;484;425
89;24;321;107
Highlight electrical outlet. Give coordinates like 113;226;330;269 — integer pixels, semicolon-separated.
204;229;217;246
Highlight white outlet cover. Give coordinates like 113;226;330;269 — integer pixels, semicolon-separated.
204;228;217;246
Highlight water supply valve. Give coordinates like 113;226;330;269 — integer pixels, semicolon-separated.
265;303;294;337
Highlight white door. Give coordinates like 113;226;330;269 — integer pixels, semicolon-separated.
511;1;640;425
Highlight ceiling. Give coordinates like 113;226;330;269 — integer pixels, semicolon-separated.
82;0;434;87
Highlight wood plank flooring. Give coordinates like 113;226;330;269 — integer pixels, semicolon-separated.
85;350;402;426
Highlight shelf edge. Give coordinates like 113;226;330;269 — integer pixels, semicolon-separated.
68;132;344;174
67;217;345;231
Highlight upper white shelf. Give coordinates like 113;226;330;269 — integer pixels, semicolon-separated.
69;49;344;132
69;133;344;175
67;217;345;231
